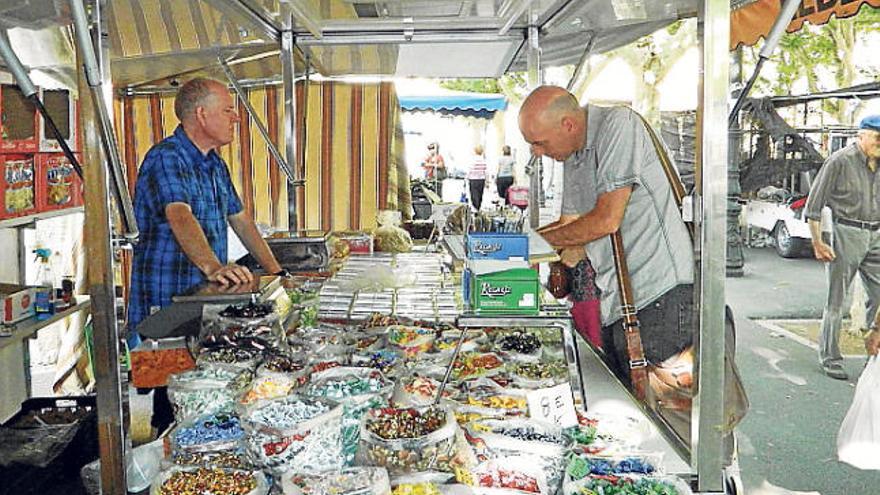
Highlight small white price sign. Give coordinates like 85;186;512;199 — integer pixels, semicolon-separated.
526;382;578;428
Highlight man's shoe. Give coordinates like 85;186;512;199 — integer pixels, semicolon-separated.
822;362;849;380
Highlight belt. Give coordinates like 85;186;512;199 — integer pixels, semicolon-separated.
837;217;880;230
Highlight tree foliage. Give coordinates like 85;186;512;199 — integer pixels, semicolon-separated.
745;6;880;123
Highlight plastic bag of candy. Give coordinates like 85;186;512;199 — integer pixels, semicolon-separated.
150;466;269;495
241;395;344;472
169;410;245;454
465;418;572;492
357;406;472;475
562;474;691;495
167;368;239;422
280;467;392;495
465;456;550;495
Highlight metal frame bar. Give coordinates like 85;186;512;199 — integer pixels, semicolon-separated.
285;0;323;39
218;57;297;184
79;0;127;492
70;0;139;240
498;0;532;35
694;0;729;490
526;18;542;229
292;30;523;46
205;0;281;42
281;8;299;231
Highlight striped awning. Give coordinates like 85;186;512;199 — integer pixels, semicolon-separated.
731;0;880;49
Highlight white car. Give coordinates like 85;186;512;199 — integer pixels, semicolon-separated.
743;197;812;258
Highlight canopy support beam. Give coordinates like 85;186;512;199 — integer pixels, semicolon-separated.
219;57;298;185
694;0;729;490
281;11;300;231
526;18;542;229
78;0;127;493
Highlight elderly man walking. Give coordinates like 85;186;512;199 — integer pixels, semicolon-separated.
805;115;880;380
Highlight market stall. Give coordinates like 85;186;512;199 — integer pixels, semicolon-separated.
0;0;740;494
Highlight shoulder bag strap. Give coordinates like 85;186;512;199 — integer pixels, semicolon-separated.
610;109;690;401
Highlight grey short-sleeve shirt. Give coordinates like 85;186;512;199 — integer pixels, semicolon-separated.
561;105;694;325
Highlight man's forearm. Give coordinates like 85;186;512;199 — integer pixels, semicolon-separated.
166;204;223;274
808;219;823;245
541;187;632;248
229;213;283;274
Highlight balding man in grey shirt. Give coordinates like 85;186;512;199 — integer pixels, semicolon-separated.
805;115;880;379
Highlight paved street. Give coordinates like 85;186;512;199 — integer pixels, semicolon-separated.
729;248;878;494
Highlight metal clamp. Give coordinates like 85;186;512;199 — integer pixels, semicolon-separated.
629;358;648;369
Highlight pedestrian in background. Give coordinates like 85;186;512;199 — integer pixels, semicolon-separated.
467;144;487;210
805;114;880;380
421;141;446;198
496;144;516;205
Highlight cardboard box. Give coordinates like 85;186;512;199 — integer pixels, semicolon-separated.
466;261;540;315
0;283;38;325
0;84;39;153
466;232;529;261
37;153;83;211
0;154;38;219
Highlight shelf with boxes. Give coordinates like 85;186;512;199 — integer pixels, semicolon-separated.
0;84;82;223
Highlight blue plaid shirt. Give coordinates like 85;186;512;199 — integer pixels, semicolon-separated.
128;126;243;341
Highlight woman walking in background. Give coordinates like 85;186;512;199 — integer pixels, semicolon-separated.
467;144;487;210
496;145;515;205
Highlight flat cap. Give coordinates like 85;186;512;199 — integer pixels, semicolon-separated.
859;115;880;131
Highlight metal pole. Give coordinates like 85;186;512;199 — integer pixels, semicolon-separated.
694;0;728;490
70;0;139;241
79;0;126;492
526;21;542;229
218;57;297;184
281;14;299;231
728;0;800;126
727;47;745;277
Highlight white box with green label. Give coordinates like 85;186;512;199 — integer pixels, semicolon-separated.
464;260;540;315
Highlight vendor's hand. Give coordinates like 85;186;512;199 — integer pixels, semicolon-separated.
812;240;835;262
559;246;587;268
865;329;880;356
206;263;254;286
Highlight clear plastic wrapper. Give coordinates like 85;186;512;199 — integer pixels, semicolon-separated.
433;329;488;357
468;456;550;495
374;211;414;254
387;325;436;358
200;303;286;353
169;411;245;454
149;466;269;495
197;347;262;371
562;474;691;495
170;448;254;470
452;353;505;381
393;375;453;407
356;406;474;475
241;395;344;472
465;418;572;493
167;368;238;422
305;367;394;465
237;371;304;406
493;332;543;364
352;348;403;376
281;467;392;495
506;361;568;390
563;452;663;482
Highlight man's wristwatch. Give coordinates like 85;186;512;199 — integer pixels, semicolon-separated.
273;269;290;277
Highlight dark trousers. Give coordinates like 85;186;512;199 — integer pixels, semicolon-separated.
599;283;738;462
496;176;514;205
469;179;485;210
